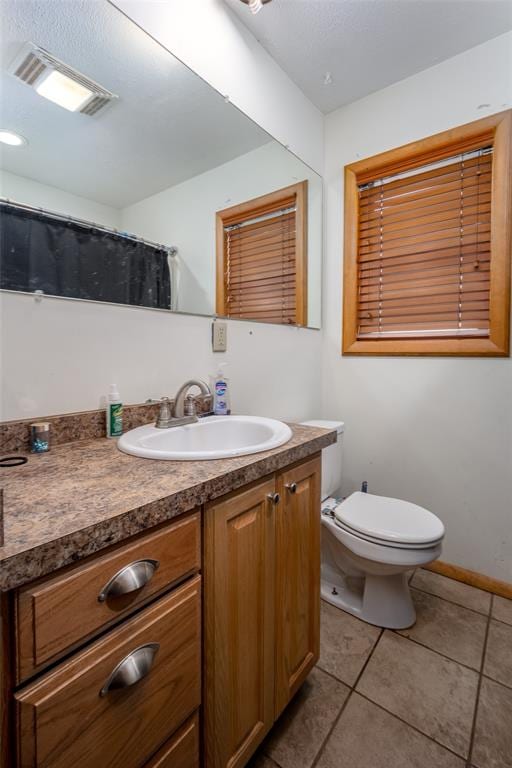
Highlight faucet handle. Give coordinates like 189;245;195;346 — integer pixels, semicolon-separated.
151;397;174;429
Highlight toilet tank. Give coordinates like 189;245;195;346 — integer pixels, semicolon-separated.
300;420;344;500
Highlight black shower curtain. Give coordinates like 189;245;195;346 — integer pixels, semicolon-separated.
0;202;171;310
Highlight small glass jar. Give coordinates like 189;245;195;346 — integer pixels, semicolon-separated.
30;422;50;453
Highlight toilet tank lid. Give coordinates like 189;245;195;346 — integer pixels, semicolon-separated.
300;420;344;435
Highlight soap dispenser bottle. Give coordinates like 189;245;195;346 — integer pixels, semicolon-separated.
212;365;230;416
106;384;123;438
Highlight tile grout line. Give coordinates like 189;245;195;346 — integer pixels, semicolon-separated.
261;576;503;768
319;623;490;763
390;630;484;674
319;625;484;682
465;593;494;768
481;671;512;692
309;628;385;768
354;690;470;762
410;584;491;618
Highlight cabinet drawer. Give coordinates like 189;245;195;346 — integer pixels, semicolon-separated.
16;576;201;768
15;511;200;681
145;713;199;768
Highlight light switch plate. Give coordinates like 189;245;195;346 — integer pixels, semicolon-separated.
212;321;227;352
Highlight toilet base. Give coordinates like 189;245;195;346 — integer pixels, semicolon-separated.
321;569;416;629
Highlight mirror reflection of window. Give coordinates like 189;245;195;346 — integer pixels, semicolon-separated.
216;183;308;326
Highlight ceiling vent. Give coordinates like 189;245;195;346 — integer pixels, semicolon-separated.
9;43;118;116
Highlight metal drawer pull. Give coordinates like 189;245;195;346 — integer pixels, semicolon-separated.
267;492;280;505
285;482;297;494
98;559;160;602
100;642;160;697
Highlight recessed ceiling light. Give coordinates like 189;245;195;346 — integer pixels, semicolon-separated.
239;0;272;14
0;130;27;147
9;43;118;116
36;70;93;112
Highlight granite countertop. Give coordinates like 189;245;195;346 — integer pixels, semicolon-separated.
0;423;336;591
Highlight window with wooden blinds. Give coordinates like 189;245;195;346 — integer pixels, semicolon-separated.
216;182;307;325
358;147;492;339
343;111;512;356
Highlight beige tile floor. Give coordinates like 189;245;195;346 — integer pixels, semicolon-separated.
249;569;512;768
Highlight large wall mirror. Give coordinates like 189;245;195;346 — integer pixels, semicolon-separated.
0;0;322;328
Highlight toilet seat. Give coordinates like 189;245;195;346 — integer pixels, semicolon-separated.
334;491;445;549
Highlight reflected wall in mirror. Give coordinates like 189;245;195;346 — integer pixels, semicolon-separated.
0;0;322;328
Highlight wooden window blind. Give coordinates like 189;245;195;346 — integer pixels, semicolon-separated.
342;110;512;356
216;182;307;325
357;147;492;339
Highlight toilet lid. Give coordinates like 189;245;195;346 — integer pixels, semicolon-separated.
334;492;445;546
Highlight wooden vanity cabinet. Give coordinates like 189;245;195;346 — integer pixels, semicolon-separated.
204;476;276;768
15;578;201;768
143;713;199;768
275;456;321;717
15;512;200;683
204;454;321;768
4;450;323;768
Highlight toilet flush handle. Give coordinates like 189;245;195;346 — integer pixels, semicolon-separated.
285;482;297;494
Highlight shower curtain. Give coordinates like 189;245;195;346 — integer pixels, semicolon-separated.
0;202;171;310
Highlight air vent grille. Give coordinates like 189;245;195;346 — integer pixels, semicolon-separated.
81;95;111;116
14;52;46;85
9;42;117;116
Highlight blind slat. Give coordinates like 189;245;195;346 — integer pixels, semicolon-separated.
360;157;491;201
359;232;491;263
224;195;297;323
360;190;492;229
360;199;491;237
359;211;491;247
360;176;491;215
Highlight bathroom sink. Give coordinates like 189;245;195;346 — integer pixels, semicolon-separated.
117;415;293;461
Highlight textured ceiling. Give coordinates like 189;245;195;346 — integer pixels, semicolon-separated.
0;0;269;208
226;0;512;113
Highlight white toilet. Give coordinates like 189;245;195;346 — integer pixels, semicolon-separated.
301;420;445;629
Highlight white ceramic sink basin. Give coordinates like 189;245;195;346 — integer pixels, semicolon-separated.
117;415;292;461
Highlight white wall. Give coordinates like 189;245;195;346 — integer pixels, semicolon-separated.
112;0;324;173
122;141;322;326
0;291;321;422
322;31;512;582
0;170;121;229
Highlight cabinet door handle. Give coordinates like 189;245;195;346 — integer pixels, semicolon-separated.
98;559;160;602
267;492;280;505
285;482;298;494
100;642;159;697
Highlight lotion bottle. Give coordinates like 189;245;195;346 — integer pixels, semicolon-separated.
212;365;230;416
106;384;123;438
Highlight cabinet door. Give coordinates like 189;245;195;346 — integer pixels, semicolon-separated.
204;477;276;768
275;454;321;717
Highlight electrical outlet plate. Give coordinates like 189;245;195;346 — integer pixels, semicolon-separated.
212;321;227;352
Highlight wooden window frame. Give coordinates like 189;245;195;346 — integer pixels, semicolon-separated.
342;110;512;356
216;181;308;326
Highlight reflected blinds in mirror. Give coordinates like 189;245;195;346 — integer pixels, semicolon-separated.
357;146;492;339
226;207;296;324
217;182;307;326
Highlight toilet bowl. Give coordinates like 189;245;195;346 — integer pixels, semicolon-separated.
301;420;445;629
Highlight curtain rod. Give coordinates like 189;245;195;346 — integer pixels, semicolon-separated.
0;197;178;256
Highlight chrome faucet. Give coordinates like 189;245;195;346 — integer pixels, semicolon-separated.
149;380;212;429
174;379;212;418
